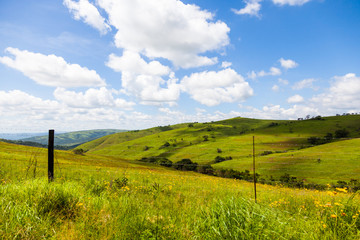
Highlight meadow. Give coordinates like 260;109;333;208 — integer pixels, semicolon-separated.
1;140;360;239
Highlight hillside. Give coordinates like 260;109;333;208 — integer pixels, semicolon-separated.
78;115;360;183
1;138;360;239
21;129;126;147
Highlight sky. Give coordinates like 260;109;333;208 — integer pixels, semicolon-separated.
0;0;360;133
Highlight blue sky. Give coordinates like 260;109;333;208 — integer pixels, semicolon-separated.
0;0;359;132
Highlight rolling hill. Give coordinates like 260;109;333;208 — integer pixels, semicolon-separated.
77;115;360;183
21;129;126;147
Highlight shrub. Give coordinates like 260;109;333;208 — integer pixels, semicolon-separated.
73;148;85;155
214;156;226;163
173;159;197;171
197;164;214;175
158;158;173;168
260;150;273;156
159;142;171;149
335;129;349;138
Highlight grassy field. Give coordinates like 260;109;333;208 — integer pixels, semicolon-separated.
77;115;360;184
1;140;360;239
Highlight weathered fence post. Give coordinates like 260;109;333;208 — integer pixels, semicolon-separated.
48;129;54;182
253;136;257;203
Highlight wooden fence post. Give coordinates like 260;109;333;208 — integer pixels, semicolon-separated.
253;136;257;203
48;129;54;182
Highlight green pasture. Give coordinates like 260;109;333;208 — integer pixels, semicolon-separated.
1;140;360;239
74;115;360;184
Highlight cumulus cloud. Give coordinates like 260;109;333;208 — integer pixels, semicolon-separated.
279;58;298;69
0;89;145;132
278;78;289;85
311;73;360;111
0;47;105;88
54;87;135;109
181;68;253;106
272;0;311;6
63;0;111;34
97;0;230;68
292;78;316;90
239;104;319;120
232;0;262;17
221;61;232;68
0;90;58;110
106;51;180;104
248;67;282;79
287;94;304;103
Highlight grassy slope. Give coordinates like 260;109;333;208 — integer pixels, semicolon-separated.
78;115;360;183
1;140;360;239
21;129;126;146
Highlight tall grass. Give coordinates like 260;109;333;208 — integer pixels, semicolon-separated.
1;140;360;239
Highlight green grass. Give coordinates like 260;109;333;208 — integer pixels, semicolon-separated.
1;140;360;239
75;115;360;184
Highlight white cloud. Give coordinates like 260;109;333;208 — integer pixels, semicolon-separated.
232;0;262;17
248;67;282;79
106;51;180;104
287;94;304;103
239;104;319;120
311;73;360;111
54;87;135;109
97;0;230;68
221;61;232;68
278;78;289;85
279;58;298;69
181;68;253;106
272;0;311;6
0;90;58;110
106;51;170;76
63;0;111;35
0;47;105;88
272;85;279;91
292;78;316;90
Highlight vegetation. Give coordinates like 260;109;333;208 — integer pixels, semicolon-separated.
1;140;360;239
77;115;360;184
20;129;125;147
2;114;360;239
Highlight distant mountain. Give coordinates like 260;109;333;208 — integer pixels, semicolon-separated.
20;129;126;147
0;132;48;140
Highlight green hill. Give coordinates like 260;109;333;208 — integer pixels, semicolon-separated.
78;115;360;183
21;129;126;147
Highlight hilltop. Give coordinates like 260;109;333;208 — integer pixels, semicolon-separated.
78;115;360;183
20;129;126;147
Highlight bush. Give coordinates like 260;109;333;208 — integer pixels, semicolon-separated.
73;148;85;155
173;159;197;171
159;141;171;149
307;136;322;145
214;156;226;163
197;165;214;175
260;150;273;156
158;158;173;168
335;129;349;138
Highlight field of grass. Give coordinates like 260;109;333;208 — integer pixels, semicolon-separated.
76;115;360;184
1;140;360;239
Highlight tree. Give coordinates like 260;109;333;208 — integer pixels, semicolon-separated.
173;159;197;171
335;129;349;138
